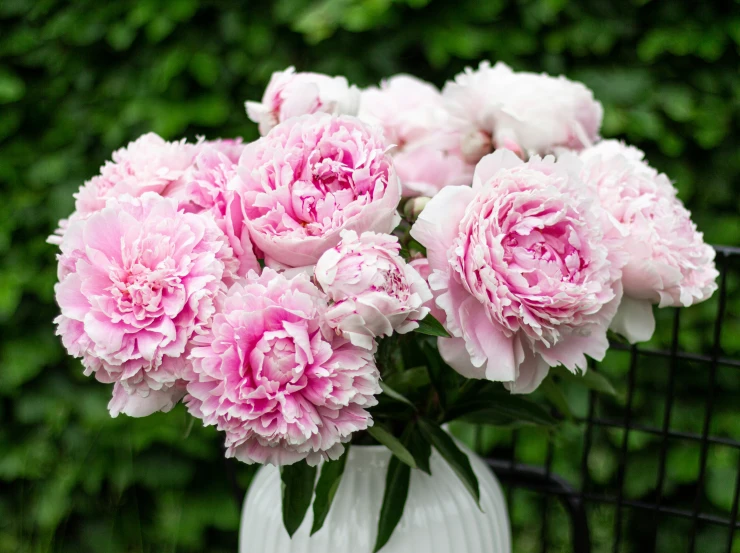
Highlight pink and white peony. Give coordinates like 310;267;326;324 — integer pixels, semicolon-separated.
580;140;718;342
76;133;196;216
408;256;446;324
315;230;433;349
443;61;603;163
359;74;469;196
179;145;260;276
392;144;470;197
54;193;238;417
49;133;199;245
185;268;381;466
359;75;449;148
411;149;624;393
203;137;246;164
246;67;360;136
230;113;401;268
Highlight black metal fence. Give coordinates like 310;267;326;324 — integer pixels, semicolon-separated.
486;246;740;553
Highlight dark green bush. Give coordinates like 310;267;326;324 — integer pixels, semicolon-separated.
1;1;737;552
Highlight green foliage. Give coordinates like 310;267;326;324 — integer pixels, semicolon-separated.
280;462;317;537
1;0;737;552
310;449;349;536
413;314;450;337
367;424;417;469
373;453;411;553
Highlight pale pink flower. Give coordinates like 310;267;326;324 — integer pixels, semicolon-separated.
230;113;401;268
411;149;623;393
443;61;603;163
49;133;199;245
580;140;718;342
359;75;448;148
393;144;470;197
359;75;470;196
203;138;246;164
75;133;196;216
315;230;432;349
54;193;237;417
246;67;360;135
179;145;260;276
185;268;381;466
408;257;446;324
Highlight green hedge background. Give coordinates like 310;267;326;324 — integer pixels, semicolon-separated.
1;1;738;552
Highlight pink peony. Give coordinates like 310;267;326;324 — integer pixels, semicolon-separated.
203;137;246;164
408;257;446;324
79;133;196;213
580;140;718;342
179;145;260;276
185;268;381;466
54;193;238;417
314;230;432;349
230;113;401;268
443;61;603;163
392;144;470;197
359;75;449;148
49;133;199;245
411;149;624;393
359;75;470;196
246;67;360;136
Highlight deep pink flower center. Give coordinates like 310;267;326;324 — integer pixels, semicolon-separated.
374;268;410;301
109;255;182;321
501;221;583;287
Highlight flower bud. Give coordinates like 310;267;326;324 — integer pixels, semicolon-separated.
403;196;431;221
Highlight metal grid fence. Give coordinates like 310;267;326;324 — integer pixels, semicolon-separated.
485;246;740;553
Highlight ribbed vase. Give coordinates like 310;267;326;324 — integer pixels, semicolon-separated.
240;444;511;553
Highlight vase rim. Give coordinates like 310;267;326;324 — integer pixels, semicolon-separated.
346;443;392;462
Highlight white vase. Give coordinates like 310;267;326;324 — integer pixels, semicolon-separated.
239;444;511;553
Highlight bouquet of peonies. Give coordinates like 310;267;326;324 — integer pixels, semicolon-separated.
51;62;718;549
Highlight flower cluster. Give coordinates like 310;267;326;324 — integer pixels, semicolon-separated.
52;63;717;470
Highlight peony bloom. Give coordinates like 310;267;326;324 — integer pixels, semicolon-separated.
246;67;360;136
359;74;469;197
315;230;432;349
392;144;470;197
230;113;402;268
408;257;446;324
179;145;260;276
54;193;237;417
580;140;718;342
443;61;603;164
411;149;624;393
49;133;199;245
185;268;381;466
203;137;246;164
74;133;198;214
359;75;449;148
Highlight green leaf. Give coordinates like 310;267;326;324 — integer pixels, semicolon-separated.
444;387;557;427
368;425;416;469
0;67;25;104
310;448;349;536
379;381;416;408
419;338;462;410
413;314;450;337
540;377;574;420
553;366;618;396
404;423;432;475
373;455;411;552
281;462;317;537
384;366;430;395
451;401;556;427
417;418;480;508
